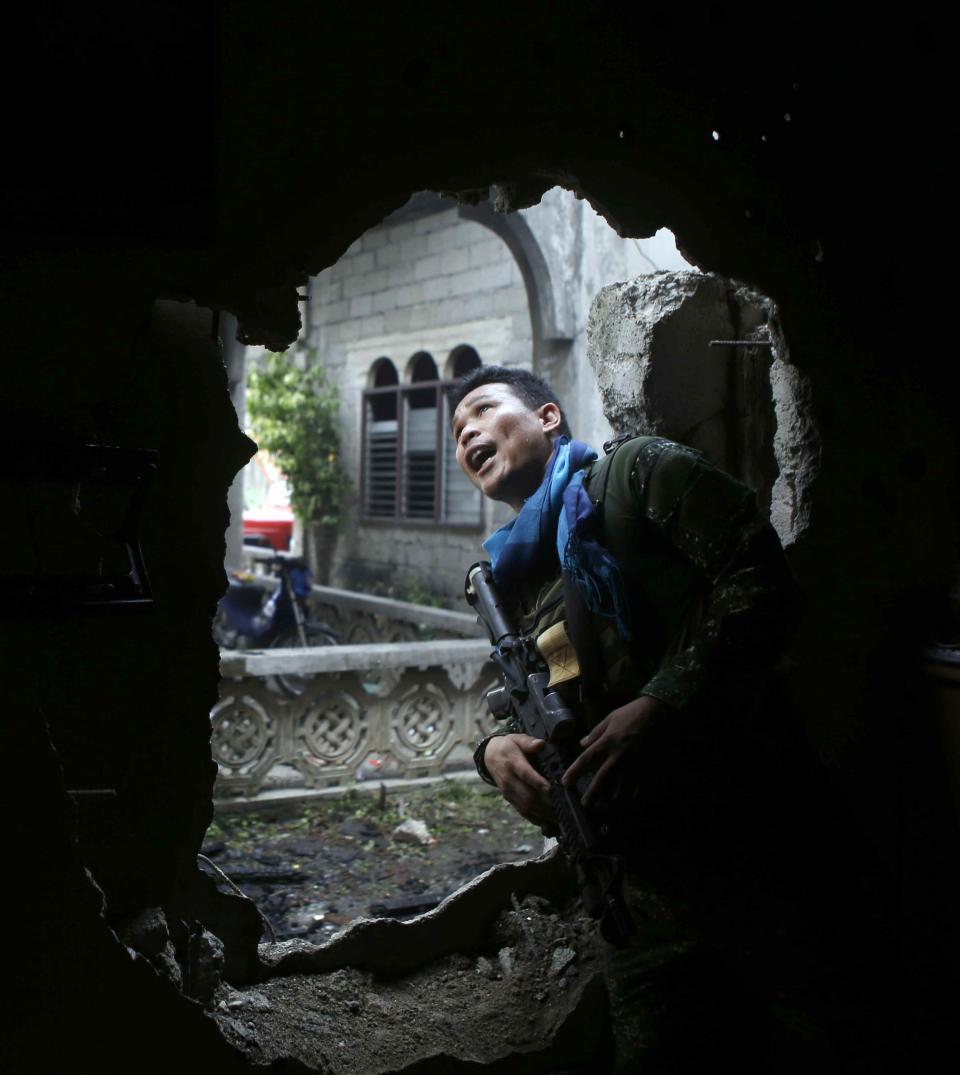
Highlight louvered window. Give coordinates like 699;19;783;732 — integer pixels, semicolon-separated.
361;351;482;526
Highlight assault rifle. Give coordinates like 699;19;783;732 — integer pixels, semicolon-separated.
465;561;635;947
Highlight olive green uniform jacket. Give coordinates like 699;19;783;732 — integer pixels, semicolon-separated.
479;434;801;751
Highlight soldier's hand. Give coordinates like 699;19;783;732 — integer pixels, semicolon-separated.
562;695;664;806
483;733;556;830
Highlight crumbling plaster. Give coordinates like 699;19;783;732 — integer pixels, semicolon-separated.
2;4;956;1072
587;271;816;545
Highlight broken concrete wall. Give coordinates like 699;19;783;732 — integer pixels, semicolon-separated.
587;271;818;544
1;271;261;1069
518;187;694;451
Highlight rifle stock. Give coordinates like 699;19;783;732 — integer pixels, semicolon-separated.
465;561;635;947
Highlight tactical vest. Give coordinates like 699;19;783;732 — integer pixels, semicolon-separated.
514;433;758;729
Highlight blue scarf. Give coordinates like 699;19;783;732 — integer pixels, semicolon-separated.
482;437;631;638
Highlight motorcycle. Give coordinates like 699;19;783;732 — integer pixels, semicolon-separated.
213;554;338;697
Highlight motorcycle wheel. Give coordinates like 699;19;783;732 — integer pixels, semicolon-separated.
271;624;339;698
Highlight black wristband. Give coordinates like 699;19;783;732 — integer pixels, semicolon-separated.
472;734;500;787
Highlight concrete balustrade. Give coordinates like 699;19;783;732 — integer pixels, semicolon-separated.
212;585;495;798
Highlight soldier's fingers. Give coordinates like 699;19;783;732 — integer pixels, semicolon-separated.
503;780;549;820
511;778;555;814
515;735;546;755
562;735;607;786
509;791;553;827
581;752;621;807
579;716;609;748
511;758;551;793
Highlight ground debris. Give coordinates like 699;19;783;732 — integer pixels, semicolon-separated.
218;984;274;1012
497;946;515;977
392;817;434;845
203;780;541;940
549;946;576;978
211;880;610;1074
475;955;497;979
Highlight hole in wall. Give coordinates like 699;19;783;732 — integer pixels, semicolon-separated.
202;185;817;955
189;183;824;1074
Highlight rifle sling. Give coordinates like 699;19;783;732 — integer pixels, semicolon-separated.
562;435;629;726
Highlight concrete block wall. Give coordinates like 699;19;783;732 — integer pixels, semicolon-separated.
587;272;815;546
305;208;531;602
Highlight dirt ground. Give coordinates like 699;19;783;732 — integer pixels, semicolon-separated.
202;781;615;1073
213;895;609;1074
202;779;544;940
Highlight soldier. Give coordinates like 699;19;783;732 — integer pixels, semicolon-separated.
450;365;900;1073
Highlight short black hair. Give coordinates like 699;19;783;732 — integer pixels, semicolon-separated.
447;365;572;439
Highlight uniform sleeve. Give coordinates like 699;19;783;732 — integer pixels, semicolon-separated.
631;443;802;710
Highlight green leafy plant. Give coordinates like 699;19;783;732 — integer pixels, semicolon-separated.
246;350;344;527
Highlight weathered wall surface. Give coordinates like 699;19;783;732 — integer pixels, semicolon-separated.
587;271;816;543
301;207;528;595
2;4;956;1071
262;190;690;600
522;189;692;451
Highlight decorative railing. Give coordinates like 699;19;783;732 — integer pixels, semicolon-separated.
211;585;497;798
306;584;486;644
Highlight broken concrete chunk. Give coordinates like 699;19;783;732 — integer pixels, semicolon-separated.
216;1014;257;1044
243;990;273;1012
152;941;183;989
497;946;515;977
114;906;169;957
587;271;815;546
224;987;272;1012
392;818;434;845
549;946;576;978
189;928;225;1006
475;956;497;979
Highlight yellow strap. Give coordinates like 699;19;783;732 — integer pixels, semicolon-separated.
536;620;581;687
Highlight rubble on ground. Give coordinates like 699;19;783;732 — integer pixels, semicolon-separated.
210;850;612;1073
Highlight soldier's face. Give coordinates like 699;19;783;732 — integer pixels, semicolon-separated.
451;383;562;511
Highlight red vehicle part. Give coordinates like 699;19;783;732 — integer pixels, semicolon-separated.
242;508;293;551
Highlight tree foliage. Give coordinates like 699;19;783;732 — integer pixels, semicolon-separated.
246;350;344;526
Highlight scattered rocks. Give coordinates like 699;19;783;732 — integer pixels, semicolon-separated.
217;878;610;1074
497;946;515;977
550;946;577;978
219;986;273;1012
287;901;331;932
339;817;379;839
392;818;434;845
475;956;496;979
188;927;225;1006
216;1014;257;1045
204;781;542;944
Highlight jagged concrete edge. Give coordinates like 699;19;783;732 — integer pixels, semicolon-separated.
254;847;576;981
